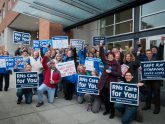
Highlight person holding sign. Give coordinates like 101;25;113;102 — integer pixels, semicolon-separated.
16;64;33;104
0;51;11;91
115;72;144;124
36;52;61;107
142;49;162;114
97;42;121;119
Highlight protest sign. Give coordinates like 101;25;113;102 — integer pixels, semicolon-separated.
13;31;31;45
70;39;85;50
85;57;95;71
121;64;129;77
0;56;7;68
52;36;68;49
77;75;99;95
33;40;40;51
93;36;106;46
16;72;38;88
56;61;76;77
110;82;139;106
141;61;165;80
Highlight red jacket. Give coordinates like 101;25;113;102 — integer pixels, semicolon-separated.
42;56;61;88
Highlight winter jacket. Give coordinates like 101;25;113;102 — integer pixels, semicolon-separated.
42;56;61;88
97;46;122;91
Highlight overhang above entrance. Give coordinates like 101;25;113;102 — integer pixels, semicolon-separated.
13;0;151;30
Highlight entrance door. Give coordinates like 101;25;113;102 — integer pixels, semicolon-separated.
147;35;165;92
147;35;165;59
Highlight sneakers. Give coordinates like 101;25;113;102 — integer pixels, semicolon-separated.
136;109;143;123
36;102;44;107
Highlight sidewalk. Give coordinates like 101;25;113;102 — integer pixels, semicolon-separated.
0;74;164;124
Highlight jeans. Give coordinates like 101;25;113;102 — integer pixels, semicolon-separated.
16;89;33;104
0;74;10;91
37;84;55;103
115;103;137;124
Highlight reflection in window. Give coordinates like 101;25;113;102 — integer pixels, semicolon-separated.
141;0;165;16
116;9;132;23
100;15;114;28
115;21;133;35
141;12;165;30
100;26;113;36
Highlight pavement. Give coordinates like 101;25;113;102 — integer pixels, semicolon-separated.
0;74;164;124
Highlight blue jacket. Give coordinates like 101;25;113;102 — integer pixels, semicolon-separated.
0;68;10;74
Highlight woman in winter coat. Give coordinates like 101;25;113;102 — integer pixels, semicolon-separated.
97;43;121;119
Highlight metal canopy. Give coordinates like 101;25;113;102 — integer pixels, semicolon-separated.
13;0;151;30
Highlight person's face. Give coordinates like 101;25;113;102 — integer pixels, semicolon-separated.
108;54;114;61
67;51;72;57
91;48;96;54
23;51;28;56
51;50;56;56
125;54;131;62
96;52;99;57
89;53;94;58
151;47;157;54
146;51;153;59
50;62;56;68
130;47;134;52
33;51;39;57
125;73;133;82
91;71;97;76
25;65;32;72
47;50;51;57
115;53;120;61
78;66;85;74
56;55;62;61
3;51;8;55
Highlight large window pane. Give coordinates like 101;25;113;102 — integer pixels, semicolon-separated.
100;26;113;36
115;21;133;35
100;15;114;28
113;40;132;53
141;12;165;30
116;9;132;23
141;0;165;16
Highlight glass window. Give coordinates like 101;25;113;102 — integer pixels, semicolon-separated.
0;11;2;23
100;26;113;36
116;9;132;23
141;0;165;16
141;12;165;30
100;15;114;28
113;40;132;53
115;21;133;35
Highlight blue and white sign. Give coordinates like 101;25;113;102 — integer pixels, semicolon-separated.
13;31;31;45
0;56;8;68
93;36;106;46
110;82;139;106
141;61;165;80
70;39;85;50
52;36;68;49
16;72;38;88
33;40;40;51
77;75;99;95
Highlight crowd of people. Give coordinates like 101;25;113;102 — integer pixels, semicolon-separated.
0;37;164;124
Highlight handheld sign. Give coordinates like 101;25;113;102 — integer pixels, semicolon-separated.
77;75;99;95
52;36;68;49
110;82;139;106
33;40;40;51
70;39;85;50
13;31;31;45
93;36;106;46
121;64;129;77
141;61;165;80
56;61;76;77
16;72;38;88
0;56;7;68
